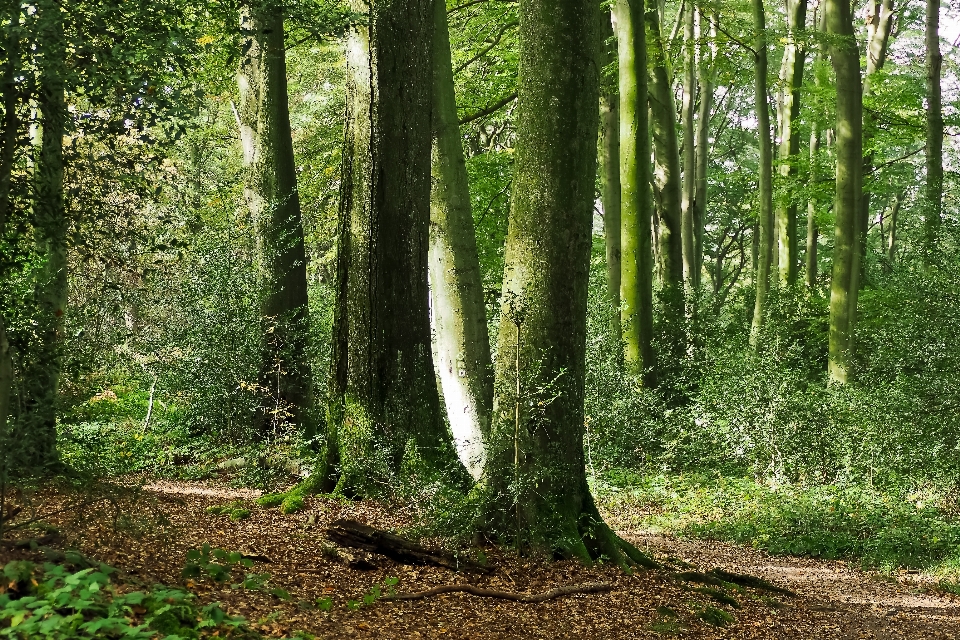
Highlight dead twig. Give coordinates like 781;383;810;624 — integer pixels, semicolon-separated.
381;581;614;603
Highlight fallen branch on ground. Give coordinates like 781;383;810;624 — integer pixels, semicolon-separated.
325;519;490;574
381;582;614;602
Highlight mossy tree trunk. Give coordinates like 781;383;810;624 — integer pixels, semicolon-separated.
20;0;67;469
924;0;942;259
748;0;774;346
328;0;466;493
478;0;653;569
428;0;493;480
825;0;863;384
694;12;716;285
680;1;697;296
644;5;682;287
614;0;656;384
774;0;806;287
237;0;314;438
599;9;622;346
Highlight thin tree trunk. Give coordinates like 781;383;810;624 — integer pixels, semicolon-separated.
237;1;314;438
749;0;774;346
599;9;622;344
861;0;895;276
429;0;493;480
329;0;465;492
886;192;901;269
693;12;716;284
924;0;943;258
680;1;697;295
774;0;806;286
21;0;67;468
805;126;819;289
614;0;656;384
825;0;863;384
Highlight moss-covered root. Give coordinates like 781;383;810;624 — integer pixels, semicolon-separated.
255;473;326;514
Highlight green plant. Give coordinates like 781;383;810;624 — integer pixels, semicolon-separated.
0;560;251;639
206;502;251;521
696;604;734;627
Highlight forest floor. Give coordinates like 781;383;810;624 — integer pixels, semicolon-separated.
3;478;959;639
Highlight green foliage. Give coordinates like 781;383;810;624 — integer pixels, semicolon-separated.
181;545;288;600
0;560;251;639
696;605;735;627
596;471;960;573
205;502;250;521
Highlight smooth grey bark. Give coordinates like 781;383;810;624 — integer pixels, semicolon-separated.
886;192;901;269
237;1;314;438
774;0;806;286
749;0;774;346
693;11;716;283
825;0;863;384
614;0;656;383
680;1;697;294
599;9;622;345
924;0;943;258
428;0;493;480
329;0;465;492
805;126;820;289
20;0;67;468
479;0;652;570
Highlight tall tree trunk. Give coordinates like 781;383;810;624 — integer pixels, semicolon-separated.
614;0;656;384
0;6;16;475
20;0;67;469
428;0;493;480
479;0;651;569
749;0;774;345
329;0;465;492
680;1;697;295
924;0;943;258
598;10;622;345
805;126;819;289
861;0;895;275
825;0;863;384
774;0;806;286
237;1;314;438
693;12;716;284
645;5;683;292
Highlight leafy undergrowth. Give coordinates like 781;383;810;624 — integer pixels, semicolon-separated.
594;469;960;576
0;559;256;639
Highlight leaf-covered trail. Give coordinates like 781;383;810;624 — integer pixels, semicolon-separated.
9;480;960;639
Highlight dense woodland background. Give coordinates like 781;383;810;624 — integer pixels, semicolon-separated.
2;0;960;589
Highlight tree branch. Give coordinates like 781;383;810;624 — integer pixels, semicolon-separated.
382;582;614;602
459;92;517;125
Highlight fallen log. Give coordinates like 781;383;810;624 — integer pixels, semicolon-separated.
325;519;490;574
382;582;614;603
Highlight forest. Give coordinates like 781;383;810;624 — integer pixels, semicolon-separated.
1;0;959;637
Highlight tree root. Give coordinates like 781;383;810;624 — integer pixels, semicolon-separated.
381;581;614;602
674;569;796;597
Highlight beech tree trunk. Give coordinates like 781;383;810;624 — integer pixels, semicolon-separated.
774;0;806;286
805;126;819;289
694;12;716;284
644;4;683;293
20;0;67;469
598;10;622;345
861;0;895;274
680;1;697;295
924;0;943;258
614;0;656;383
237;1;314;438
329;0;465;492
749;0;774;345
825;0;863;384
428;0;493;479
479;0;651;568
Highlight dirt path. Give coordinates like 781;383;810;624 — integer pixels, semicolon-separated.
8;480;959;639
627;533;960;639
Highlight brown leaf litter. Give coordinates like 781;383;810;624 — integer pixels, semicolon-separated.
2;479;958;639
